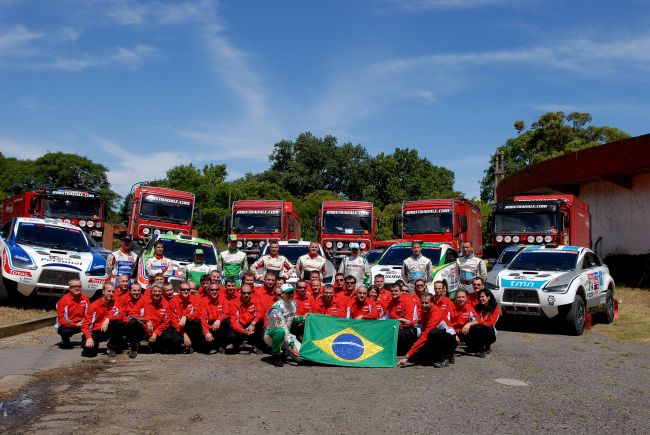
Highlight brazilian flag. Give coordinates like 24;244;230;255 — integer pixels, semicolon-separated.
301;314;399;368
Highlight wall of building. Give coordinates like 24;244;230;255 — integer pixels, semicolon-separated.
580;173;650;257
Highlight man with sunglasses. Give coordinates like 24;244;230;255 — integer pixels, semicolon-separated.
199;283;231;354
333;273;345;294
56;279;90;349
334;275;357;308
169;281;201;354
229;284;265;354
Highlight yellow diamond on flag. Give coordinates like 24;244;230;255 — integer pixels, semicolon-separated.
312;327;384;363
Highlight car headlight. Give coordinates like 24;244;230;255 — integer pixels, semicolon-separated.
12;256;38;270
543;284;568;293
336;242;343;249
326;241;333;249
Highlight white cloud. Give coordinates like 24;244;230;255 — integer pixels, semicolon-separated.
0;134;68;159
101;0;213;26
0;24;42;55
394;0;523;11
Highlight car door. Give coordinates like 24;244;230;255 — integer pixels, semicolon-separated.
581;252;603;308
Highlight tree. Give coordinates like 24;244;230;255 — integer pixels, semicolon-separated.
295;190;343;241
480;112;629;202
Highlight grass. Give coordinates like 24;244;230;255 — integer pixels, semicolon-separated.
592;286;650;342
0;304;55;326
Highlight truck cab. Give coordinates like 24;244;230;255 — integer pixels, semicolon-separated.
318;200;376;261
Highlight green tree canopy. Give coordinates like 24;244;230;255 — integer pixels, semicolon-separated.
480;112;629;202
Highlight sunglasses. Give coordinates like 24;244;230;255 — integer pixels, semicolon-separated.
241;292;252;295
336;278;344;281
297;286;307;289
180;288;190;291
69;285;81;288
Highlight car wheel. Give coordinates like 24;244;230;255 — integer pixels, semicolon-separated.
1;277;24;302
594;289;615;325
565;294;586;336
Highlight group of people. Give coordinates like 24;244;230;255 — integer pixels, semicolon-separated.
55;236;497;368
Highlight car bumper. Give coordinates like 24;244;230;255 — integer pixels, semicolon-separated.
4;268;107;298
493;287;575;319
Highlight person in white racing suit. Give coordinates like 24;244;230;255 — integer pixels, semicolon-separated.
264;284;302;367
401;241;433;285
220;235;248;285
251;240;292;280
106;236;138;280
145;240;173;281
457;241;487;293
295;241;327;281
338;242;369;286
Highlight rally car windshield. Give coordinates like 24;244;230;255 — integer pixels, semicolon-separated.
497;247;525;265
403;213;453;234
377;246;441;266
16;223;90;252
153;240;217;264
322;215;371;235
232;214;281;234
43;196;102;220
364;250;383;264
494;212;558;234
508;251;578;271
140;198;193;223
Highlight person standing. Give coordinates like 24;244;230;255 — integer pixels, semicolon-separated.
106;236;138;282
185;249;216;287
457;241;488;294
338;243;369;286
220;235;248;286
401;241;433;286
295;241;327;280
251;240;292;280
145;240;173;279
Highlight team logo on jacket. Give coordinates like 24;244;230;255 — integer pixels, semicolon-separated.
313;327;383;363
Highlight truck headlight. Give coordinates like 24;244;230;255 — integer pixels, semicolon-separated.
237;241;243;248
246;241;253;248
360;242;367;249
496;235;503;242
142;227;150;235
336;242;343;248
326;241;333;248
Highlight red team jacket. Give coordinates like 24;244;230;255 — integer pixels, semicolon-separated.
314;299;345;317
133;297;171;337
385;295;416;327
406;308;452;359
56;293;90;328
450;303;478;333
199;297;230;335
81;298;116;339
294;293;316;316
347;300;379;320
230;299;265;334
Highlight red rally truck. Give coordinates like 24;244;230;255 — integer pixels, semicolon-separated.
399;198;483;256
128;186;195;244
318;200;377;260
228;200;301;261
1;187;105;239
489;194;590;249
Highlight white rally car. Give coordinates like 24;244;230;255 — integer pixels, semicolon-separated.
0;218;108;299
487;245;615;335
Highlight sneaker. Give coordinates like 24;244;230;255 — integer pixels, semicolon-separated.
184;347;193;355
433;359;449;368
253;347;264;355
449;354;455;365
128;349;138;359
476;351;486;358
107;349;117;358
60;340;73;349
272;354;285;367
217;347;226;354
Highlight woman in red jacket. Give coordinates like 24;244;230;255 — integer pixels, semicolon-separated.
463;289;500;357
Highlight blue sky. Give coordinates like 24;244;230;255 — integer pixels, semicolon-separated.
1;0;649;200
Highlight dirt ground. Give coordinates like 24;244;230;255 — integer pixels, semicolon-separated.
2;322;648;435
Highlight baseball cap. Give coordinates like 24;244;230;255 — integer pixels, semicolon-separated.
228;234;238;242
349;242;360;250
194;249;204;255
280;284;295;293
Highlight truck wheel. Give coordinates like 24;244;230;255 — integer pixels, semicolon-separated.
594;289;615;325
565;294;586;336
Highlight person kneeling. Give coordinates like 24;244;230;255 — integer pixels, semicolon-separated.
264;284;302;367
398;293;456;368
228;284;265;354
461;289;500;357
81;283;124;358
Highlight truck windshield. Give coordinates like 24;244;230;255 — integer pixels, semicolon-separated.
140;196;193;223
153;240;217;264
43;196;102;220
233;214;281;234
16;223;90;252
377;246;441;265
494;212;558;234
322;214;371;235
508;251;578;271
403;213;453;234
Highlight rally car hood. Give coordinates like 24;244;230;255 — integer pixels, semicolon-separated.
8;242;104;273
497;268;574;289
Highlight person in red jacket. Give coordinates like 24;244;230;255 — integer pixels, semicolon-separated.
450;289;478;349
162;283;175;303
81;283;124;358
385;282;417;355
168;282;201;354
228;284;265;354
291;280;315;340
347;286;379;320
220;278;239;313
374;274;392;309
198;283;231;354
468;277;484;307
115;274;130;299
309;278;323;301
462;289;500;357
315;285;345;317
367;285;385;319
334;275;357;307
398;293;457;368
431;280;454;319
56;279;90;348
333;273;345;294
254;272;278;318
411;278;428;320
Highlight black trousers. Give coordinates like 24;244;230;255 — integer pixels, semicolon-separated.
188;319;231;353
397;326;418;356
57;325;81;343
82;322;124;356
184;318;204;350
411;329;457;364
229;321;264;349
127;318;183;353
466;325;496;351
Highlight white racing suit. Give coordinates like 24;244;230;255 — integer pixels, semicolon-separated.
402;255;433;284
296;254;327;280
251;254;293;280
338;254;370;286
457;254;488;293
145;256;173;279
106;248;138;279
264;298;302;360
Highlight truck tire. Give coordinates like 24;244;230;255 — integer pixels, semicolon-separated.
594;288;615;325
565;294;586;336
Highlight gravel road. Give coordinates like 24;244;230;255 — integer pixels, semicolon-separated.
2;326;648;434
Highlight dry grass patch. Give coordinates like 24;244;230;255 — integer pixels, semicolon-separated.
0;305;55;326
592;287;650;342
